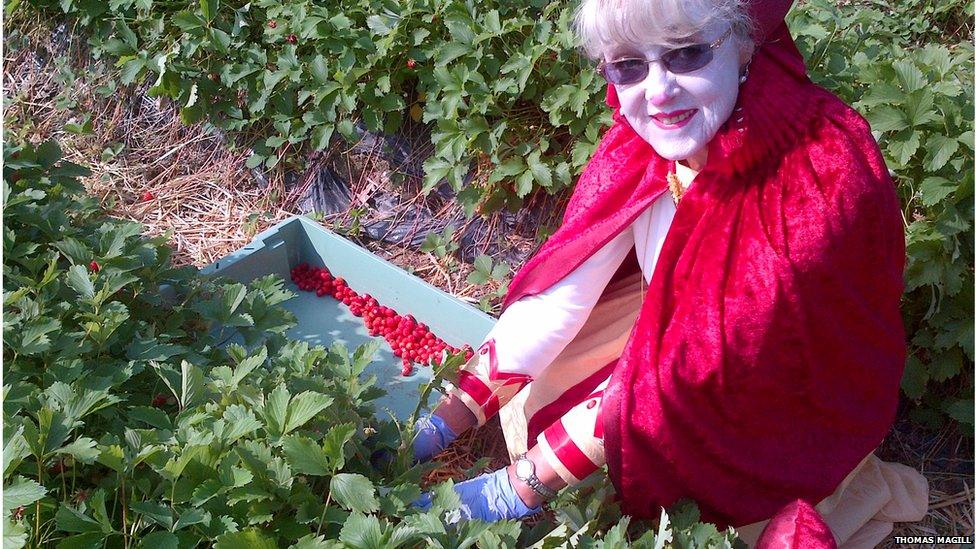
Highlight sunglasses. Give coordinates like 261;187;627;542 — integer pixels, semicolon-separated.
597;27;733;85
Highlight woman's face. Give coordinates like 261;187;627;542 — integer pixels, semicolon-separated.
609;22;748;169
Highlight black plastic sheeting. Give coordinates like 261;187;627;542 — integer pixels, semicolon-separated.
285;120;540;266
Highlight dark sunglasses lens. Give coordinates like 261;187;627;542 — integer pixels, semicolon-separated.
663;45;713;73
603;59;648;84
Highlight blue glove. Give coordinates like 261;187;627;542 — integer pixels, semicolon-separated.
413;414;458;463
413;468;542;523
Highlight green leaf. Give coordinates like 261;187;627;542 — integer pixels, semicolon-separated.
65;265;95;299
217;404;262;443
3;477;46;518
2;427;29;479
437;43;472;66
430;480;461;511
138;531;179;549
887;131;920;166
929;347;963;382
4;519;27;549
215;529;278;549
339;512;384;549
309;55;329;85
119;57;147;86
18;317;60;355
281;435;330;475
96;445;125;473
55;438;99;464
892;59;926;93
924;134;960;172
366;14;395;35
290;534;336;549
918;177;956;207
901;356;928;400
128;406;173;431
161;445;206;482
191;479;223;506
55;505;103;534
232;346;267;386
527;152;552;188
515;170;534;198
54;237;92;264
179;360;205;410
311;125;334;151
55;532;106;549
174;507;210;531
351;340;381;376
866;107;908;133
172;10;205;31
245;154;265;169
944;399;974;425
321;423;356;470
261;384;289;438
200;0;218;22
284;392;332;435
130;501;174;530
36;407;71;457
330;473;379;513
401;512;445;535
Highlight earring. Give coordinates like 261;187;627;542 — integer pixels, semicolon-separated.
739;62;751;84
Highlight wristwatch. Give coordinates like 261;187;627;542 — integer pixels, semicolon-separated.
513;453;558;499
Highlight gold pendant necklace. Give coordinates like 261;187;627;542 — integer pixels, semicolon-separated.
667;171;685;205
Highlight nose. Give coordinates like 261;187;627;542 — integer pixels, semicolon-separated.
643;63;675;107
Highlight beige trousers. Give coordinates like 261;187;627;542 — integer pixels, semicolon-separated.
477;269;929;547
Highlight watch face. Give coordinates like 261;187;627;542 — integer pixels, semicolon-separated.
516;458;534;480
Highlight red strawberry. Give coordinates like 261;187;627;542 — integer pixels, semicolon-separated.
286;34;298;44
268;20;277;28
89;260;100;273
141;190;154;201
152;393;167;407
407;59;417;69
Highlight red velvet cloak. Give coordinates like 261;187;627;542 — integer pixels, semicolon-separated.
501;18;907;528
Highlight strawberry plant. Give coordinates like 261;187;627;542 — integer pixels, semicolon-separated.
790;0;974;429
3;137;740;547
17;0;609;216
419;226;459;259
466;255;510;315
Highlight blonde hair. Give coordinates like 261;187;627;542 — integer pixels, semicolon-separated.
574;0;754;60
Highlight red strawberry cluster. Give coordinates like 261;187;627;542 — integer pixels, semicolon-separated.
290;263;474;376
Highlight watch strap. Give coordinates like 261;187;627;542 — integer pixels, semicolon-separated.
515;454;558;499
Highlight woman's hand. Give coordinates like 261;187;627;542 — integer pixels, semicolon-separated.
413;396;477;462
412;468;541;522
412;413;458;462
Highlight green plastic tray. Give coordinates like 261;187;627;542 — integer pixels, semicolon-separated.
201;215;496;421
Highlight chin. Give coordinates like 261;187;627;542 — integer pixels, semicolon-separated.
641;139;703;163
634;127;710;165
655;149;696;162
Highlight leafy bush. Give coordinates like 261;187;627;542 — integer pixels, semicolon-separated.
18;0;609;216
789;0;974;429
3;139;741;547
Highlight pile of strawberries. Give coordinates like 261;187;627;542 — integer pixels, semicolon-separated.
290;263;474;376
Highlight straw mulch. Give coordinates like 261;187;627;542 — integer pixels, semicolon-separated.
4;13;972;546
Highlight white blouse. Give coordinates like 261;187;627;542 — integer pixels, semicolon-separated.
483;162;698;379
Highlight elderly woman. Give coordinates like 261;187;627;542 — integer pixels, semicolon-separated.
414;0;927;545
